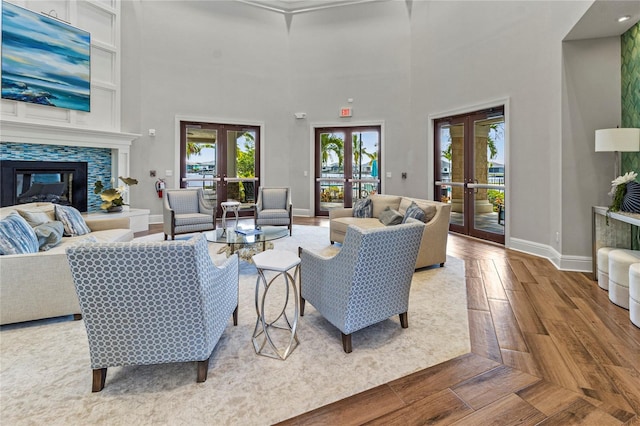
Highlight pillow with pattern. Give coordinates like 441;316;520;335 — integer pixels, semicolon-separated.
352;197;373;218
402;201;426;223
55;205;91;237
33;221;65;251
378;206;404;226
622;181;640;213
0;212;39;255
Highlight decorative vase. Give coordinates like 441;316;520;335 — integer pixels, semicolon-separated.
106;205;123;213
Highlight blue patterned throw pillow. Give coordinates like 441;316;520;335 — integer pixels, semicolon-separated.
378;206;404;225
0;212;39;255
402;201;426;223
33;221;64;251
622;181;640;213
55;205;91;237
352;197;373;218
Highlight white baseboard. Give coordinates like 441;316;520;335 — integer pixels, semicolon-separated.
293;208;312;217
149;214;163;224
509;237;592;272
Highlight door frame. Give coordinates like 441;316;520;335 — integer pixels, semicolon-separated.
428;99;510;246
308;120;385;217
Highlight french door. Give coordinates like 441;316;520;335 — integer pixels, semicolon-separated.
180;121;260;217
314;126;380;216
434;107;505;244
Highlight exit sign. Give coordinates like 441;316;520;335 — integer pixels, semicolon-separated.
340;107;352;117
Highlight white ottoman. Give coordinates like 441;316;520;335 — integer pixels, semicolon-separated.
630;263;640;328
597;247;617;290
608;249;640;309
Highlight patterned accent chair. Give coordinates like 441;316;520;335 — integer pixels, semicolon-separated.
299;221;424;353
254;187;292;235
66;234;239;392
163;188;215;240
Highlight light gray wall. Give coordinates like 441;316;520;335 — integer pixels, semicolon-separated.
120;0;617;268
562;37;621;256
121;0;290;213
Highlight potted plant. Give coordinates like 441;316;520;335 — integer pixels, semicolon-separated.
94;176;138;212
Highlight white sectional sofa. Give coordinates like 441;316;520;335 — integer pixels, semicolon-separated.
329;194;452;269
0;202;134;325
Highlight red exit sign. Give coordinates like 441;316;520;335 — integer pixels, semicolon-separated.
340;107;352;117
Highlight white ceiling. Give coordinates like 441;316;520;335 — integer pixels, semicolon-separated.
565;0;640;41
237;0;381;14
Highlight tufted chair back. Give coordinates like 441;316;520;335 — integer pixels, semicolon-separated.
66;234;238;391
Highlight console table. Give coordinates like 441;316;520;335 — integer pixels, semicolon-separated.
592;206;640;280
83;207;150;233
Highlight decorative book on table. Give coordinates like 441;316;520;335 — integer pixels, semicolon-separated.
235;228;263;236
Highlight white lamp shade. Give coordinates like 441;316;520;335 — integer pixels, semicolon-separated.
595;128;640;152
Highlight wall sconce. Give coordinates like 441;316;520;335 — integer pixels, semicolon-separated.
595;128;640;178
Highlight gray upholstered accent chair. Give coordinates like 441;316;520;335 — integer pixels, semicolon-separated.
299;221;424;353
163;188;215;240
254;186;292;235
66;234;239;392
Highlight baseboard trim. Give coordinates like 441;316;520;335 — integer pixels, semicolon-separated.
509;238;591;272
293;208;312;217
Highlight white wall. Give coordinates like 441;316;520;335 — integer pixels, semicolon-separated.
562;37;621;259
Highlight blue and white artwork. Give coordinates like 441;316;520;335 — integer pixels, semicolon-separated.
1;1;90;112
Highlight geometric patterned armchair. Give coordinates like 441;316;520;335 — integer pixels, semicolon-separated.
163;188;216;240
299;221;424;353
65;234;239;392
254;187;292;235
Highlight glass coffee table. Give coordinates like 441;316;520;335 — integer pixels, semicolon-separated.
205;226;289;260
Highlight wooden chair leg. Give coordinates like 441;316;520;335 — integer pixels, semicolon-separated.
342;333;352;353
73;313;83;321
92;368;107;392
440;262;445;267
400;312;408;328
300;297;306;316
197;358;210;383
232;306;238;326
164;234;168;241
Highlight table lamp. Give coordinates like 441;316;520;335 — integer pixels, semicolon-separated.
595;128;640;179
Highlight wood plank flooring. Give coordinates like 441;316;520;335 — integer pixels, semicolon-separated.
141;219;640;424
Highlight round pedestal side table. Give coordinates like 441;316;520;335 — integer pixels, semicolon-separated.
220;200;241;236
251;249;300;360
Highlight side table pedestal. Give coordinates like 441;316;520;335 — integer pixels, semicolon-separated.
251;249;300;360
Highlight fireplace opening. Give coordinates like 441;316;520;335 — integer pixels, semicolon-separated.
1;160;88;212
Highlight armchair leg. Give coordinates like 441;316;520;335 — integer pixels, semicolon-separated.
300;297;306;316
233;305;238;326
440;262;445;267
400;312;408;328
164;234;168;241
197;358;210;383
341;333;353;353
92;368;107;392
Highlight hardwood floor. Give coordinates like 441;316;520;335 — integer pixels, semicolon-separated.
141;219;640;424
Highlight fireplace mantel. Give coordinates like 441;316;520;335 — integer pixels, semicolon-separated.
0;119;140;186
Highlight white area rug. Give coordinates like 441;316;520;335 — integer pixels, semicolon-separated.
0;225;469;425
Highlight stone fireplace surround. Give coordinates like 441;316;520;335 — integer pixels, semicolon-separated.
0;120;139;211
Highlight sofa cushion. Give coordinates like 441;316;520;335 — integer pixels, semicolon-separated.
352;197;373;218
402;201;426;223
17;209;53;227
399;198;437;223
0;212;39;255
370;194;402;218
55;205;91;237
33;221;64;251
379;206;404;226
11;203;56;222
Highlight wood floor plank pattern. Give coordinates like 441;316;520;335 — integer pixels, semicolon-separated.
142;221;640;424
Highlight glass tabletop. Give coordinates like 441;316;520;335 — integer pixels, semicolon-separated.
204;226;289;246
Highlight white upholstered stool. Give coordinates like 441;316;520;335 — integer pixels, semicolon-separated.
597;247;617;290
630;263;640;328
608;249;640;309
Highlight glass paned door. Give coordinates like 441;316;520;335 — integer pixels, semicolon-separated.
315;126;381;216
180;122;259;217
435;107;505;244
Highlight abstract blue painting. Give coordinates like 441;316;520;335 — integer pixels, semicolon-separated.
1;1;90;112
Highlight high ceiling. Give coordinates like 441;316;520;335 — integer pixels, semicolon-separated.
237;0;380;14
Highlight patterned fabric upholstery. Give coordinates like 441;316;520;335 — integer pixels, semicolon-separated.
66;235;238;377
300;222;424;339
254;187;292;235
163;189;216;240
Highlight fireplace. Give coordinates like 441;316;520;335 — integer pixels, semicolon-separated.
1;160;88;212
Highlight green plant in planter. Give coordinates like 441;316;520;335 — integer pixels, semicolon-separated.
94;176;138;210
